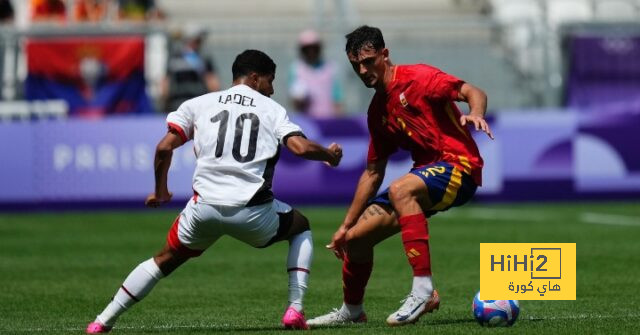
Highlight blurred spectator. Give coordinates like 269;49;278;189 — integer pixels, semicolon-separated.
30;0;66;22
0;0;14;23
74;0;108;22
162;25;221;112
289;29;343;118
118;0;163;21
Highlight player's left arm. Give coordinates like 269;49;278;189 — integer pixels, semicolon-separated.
145;129;185;208
285;134;343;167
457;82;494;140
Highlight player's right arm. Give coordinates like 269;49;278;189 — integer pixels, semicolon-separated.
145;129;185;208
285;135;342;167
148;101;194;207
327;112;396;258
327;159;387;259
343;159;387;227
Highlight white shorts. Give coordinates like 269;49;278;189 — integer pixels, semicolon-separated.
166;196;293;257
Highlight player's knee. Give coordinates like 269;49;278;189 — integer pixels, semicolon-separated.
284;210;310;241
389;180;415;205
344;231;373;262
345;229;372;252
154;247;189;276
298;213;310;231
292;210;310;232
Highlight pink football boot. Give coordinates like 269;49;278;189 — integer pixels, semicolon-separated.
86;321;112;334
282;306;309;330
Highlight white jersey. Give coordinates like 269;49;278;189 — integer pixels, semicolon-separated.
166;84;303;206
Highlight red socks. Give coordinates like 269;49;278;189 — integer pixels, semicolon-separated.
341;212;430;304
342;255;373;305
399;213;432;276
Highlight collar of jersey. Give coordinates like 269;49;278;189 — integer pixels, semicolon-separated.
383;65;400;97
233;84;254;92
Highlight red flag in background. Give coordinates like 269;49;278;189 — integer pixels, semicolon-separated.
26;36;154;117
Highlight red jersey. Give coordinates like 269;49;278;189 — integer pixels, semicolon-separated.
367;64;484;185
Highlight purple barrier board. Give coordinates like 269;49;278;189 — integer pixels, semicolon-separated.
0;111;639;210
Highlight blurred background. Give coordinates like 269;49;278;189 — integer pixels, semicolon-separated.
0;0;639;208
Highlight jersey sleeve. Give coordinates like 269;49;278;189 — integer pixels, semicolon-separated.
274;106;304;144
420;66;465;102
166;102;194;143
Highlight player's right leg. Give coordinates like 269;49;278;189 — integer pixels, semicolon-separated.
307;203;399;327
384;162;476;326
87;197;215;334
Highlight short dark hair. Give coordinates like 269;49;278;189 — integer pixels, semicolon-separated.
345;25;385;56
232;49;276;80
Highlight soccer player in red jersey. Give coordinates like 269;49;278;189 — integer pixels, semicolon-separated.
307;25;494;327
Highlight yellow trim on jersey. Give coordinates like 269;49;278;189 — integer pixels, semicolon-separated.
445;103;470;139
431;167;463;211
458;155;472;175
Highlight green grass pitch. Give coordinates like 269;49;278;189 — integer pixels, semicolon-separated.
1;202;639;334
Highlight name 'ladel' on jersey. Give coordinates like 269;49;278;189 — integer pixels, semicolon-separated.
218;93;257;107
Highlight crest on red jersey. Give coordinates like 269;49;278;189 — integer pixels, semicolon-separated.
399;92;408;107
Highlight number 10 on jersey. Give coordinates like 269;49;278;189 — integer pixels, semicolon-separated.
210;110;260;162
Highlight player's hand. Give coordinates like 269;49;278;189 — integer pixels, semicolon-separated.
325;142;343;167
326;225;348;259
145;191;173;208
460;114;494;140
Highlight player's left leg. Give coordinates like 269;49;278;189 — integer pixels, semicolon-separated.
307;203;399;327
385;162;476;326
87;242;199;334
87;197;213;334
225;200;312;330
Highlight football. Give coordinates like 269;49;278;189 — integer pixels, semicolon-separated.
472;292;520;327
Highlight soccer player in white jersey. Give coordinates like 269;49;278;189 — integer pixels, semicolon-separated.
86;50;343;333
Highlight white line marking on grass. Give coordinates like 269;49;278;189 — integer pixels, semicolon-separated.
5;328;83;332
580;212;640;227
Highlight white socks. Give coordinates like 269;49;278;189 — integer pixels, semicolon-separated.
96;258;165;326
286;230;313;312
337;277;432;318
411;275;433;298
94;230;314;325
340;303;364;318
